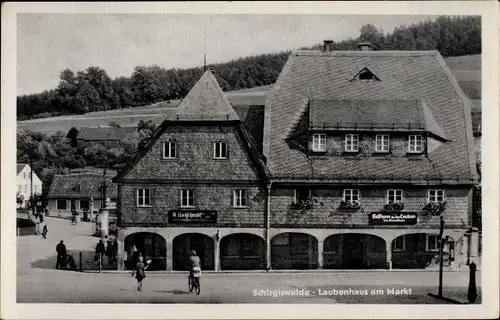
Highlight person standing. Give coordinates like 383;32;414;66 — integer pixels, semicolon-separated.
56;240;67;269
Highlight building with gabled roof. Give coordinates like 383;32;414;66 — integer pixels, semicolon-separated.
262;42;478;270
47;173;117;218
16;163;43;208
113;44;479;271
113;70;269;271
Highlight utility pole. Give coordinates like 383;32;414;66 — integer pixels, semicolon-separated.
438;216;444;297
30;157;34;219
102;169;107;209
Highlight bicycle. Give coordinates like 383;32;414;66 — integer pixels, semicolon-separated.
188;266;201;295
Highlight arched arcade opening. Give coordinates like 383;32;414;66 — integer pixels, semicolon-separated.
220;233;265;270
271;233;318;269
323;233;386;269
173;233;215;270
124;232;166;271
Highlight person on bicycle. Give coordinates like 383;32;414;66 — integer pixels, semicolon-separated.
188;249;201;277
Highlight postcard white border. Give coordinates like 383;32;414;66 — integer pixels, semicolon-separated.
2;1;499;319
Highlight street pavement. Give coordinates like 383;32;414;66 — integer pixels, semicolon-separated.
16;217;481;304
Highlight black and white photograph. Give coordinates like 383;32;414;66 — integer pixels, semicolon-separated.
2;2;499;319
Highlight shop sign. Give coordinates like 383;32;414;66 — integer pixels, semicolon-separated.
369;212;417;225
168;210;217;223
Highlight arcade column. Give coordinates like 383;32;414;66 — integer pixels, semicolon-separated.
386;240;392;270
317;240;324;269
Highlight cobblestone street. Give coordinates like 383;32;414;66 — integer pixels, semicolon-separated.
17;217;481;304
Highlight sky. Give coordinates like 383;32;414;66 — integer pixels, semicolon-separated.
17;14;437;95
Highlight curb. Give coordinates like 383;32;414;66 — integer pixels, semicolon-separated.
84;268;478;275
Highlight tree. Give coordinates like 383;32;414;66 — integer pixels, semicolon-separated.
67;127;79;148
137;120;157;139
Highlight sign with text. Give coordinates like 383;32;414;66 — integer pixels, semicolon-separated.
168;210;217;223
369;212;418;225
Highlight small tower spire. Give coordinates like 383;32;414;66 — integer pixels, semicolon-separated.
203;20;207;72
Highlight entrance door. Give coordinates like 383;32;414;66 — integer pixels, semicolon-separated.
342;234;365;269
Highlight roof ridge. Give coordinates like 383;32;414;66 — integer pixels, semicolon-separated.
293;50;439;57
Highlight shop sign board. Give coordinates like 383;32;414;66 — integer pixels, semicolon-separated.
369;212;417;225
168;210;217;223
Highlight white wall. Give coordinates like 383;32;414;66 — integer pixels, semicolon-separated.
17;165;43;207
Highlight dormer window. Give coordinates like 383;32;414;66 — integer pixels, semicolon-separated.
408;135;424;153
213;142;228;159
351;67;381;82
375;134;390;153
312;133;326;152
345;134;359;152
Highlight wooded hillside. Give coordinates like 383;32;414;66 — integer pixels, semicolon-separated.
17;15;480;121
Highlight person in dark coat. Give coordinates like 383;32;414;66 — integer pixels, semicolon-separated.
106;238;114;265
56;240;67;269
95;240;105;262
42;224;48;239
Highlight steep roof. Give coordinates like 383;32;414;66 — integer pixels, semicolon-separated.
48;173;118;199
114;73;269;182
17;164;27;175
165;70;240;121
264;50;477;183
77;126;137;141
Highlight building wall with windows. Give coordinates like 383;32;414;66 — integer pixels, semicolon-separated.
122;126;261;181
118;183;265;226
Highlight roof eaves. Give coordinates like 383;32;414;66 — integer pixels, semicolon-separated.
433;52;477;181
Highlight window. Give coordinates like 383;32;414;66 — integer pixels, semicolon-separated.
163;142;176;159
426;234;440;251
56;200;67;210
428;189;444;202
214;142;228;159
136;189;151;207
359;70;375;80
233;189;247;208
375;134;390;152
408;135;424;153
312;134;326;152
345;134;359;152
294;188;311;202
79;200;90;211
343;189;360;202
181;189;194;207
392;235;406;251
387;189;403;204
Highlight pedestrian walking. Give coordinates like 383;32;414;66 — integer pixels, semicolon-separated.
94;239;105;263
131;256;151;292
56;240;67;269
42;224;48;239
71;209;77;225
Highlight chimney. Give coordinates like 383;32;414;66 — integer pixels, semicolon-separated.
358;41;372;51
322;40;334;52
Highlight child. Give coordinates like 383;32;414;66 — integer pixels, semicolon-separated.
131;256;151;291
42;224;48;239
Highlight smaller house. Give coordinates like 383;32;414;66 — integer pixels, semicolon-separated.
47;173;117;218
17;164;43;208
76;126;137;148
